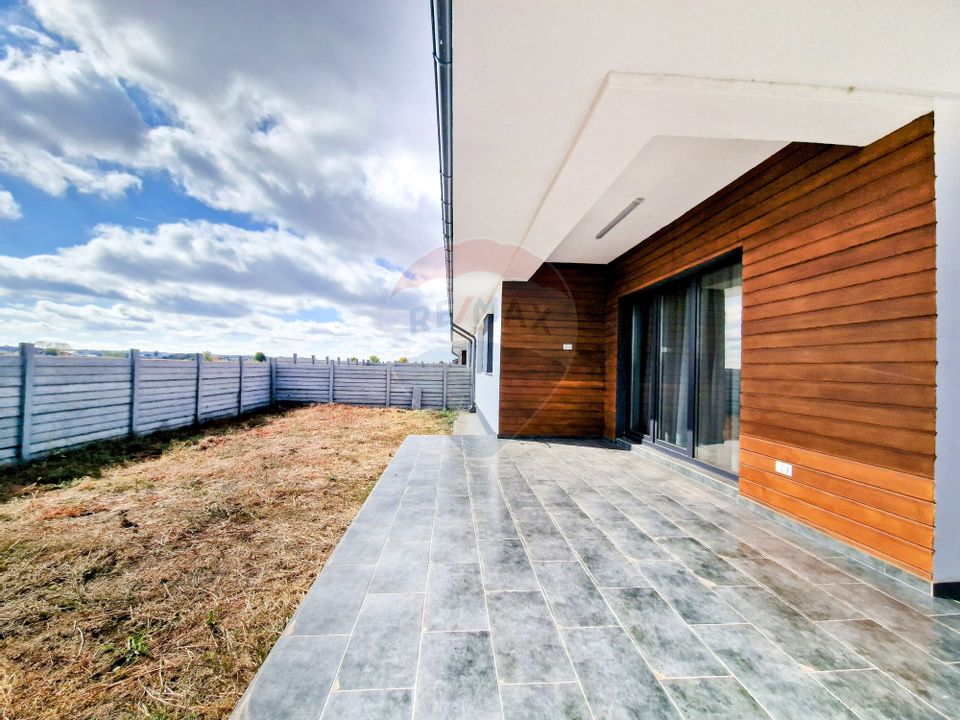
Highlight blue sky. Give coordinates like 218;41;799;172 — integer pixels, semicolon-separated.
0;0;449;358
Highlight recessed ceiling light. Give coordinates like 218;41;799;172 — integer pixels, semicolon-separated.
595;197;644;239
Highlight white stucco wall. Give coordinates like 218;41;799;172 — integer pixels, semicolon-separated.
934;99;960;586
473;283;502;435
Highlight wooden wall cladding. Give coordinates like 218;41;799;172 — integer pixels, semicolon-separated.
740;436;934;576
499;263;607;437
600;114;936;578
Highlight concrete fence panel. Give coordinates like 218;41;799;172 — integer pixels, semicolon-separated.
273;360;471;411
0;355;22;463
0;347;469;465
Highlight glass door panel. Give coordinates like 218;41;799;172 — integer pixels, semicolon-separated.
629;301;656;437
623;256;742;476
695;264;742;472
657;284;690;449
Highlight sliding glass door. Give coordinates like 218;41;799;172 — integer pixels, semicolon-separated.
695;263;742;472
657;285;691;449
628;302;656;438
623;256;742;475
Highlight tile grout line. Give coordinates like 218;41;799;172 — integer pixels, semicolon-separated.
588;453;869;633
463;438;510;719
503;446;601;720
646;537;883;695
316;437;424;719
559;450;721;573
742;499;936;594
810;619;955;719
814;578;960;657
569;442;952;720
522;450;641;594
676;478;959;716
551;442;953;717
564;444;791;719
409;439;443;719
518;443;691;719
531;443;795;719
266;436;960;720
585;456;759;562
608;454;898;596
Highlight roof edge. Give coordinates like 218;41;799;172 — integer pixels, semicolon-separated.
430;0;453;336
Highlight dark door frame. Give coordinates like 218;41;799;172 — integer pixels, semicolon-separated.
615;249;742;481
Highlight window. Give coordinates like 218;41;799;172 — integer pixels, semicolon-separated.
624;257;742;474
479;313;494;373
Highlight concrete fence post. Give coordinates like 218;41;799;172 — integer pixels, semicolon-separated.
194;353;204;424
311;354;316;365
293;352;298;364
17;342;35;461
385;364;392;407
442;364;449;410
329;360;335;403
269;357;278;403
129;349;141;435
237;355;245;416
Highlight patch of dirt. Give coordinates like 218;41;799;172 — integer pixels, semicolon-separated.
0;404;454;720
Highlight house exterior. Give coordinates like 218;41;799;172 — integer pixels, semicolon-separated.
432;1;960;594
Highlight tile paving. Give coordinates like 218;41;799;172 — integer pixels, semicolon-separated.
232;435;960;719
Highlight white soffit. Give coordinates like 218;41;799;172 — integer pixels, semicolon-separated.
550;135;787;264
453;271;504;329
450;0;958;322
537;75;933;267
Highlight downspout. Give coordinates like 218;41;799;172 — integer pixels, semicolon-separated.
432;1;470;414
430;0;453;331
452;322;476;412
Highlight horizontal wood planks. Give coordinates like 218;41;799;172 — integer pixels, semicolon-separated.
499;263;607;437
740;435;934;576
596;113;936;578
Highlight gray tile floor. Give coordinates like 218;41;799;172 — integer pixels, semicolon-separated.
232;435;960;720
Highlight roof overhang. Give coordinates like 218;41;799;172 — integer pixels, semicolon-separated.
442;1;960;336
532;74;931;268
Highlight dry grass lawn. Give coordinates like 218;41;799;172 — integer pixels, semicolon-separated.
0;404;454;720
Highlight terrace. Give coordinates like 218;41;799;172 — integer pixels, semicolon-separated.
232;435;960;719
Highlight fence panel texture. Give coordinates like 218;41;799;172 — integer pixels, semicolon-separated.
0;355;21;463
1;344;469;464
272;360;470;410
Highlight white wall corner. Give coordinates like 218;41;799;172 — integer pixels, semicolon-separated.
934;98;960;586
473;283;502;434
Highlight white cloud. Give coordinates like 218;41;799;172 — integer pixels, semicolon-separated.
0;187;20;219
0;220;448;356
0;41;147;197
1;1;439;259
361;150;436;210
8;24;58;49
0;141;141;197
0;2;449;355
